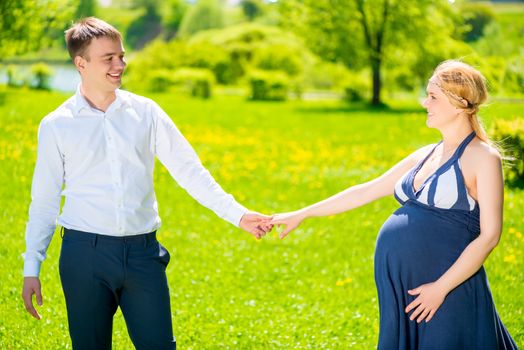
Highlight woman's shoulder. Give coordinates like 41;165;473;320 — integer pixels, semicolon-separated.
463;138;502;169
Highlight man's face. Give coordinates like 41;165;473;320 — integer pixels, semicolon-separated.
76;36;126;93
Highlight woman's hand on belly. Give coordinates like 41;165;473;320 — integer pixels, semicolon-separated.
404;281;448;323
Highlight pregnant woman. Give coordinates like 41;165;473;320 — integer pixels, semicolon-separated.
270;60;518;349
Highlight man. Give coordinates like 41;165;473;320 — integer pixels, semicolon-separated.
21;17;272;350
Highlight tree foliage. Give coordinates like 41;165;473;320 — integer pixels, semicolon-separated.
241;0;264;21
178;0;225;38
75;0;97;19
460;2;495;42
280;0;468;105
0;0;74;58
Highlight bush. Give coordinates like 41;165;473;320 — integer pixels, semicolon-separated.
172;68;215;98
343;71;370;102
145;69;177;93
460;3;495;42
248;70;289;101
30;63;53;90
492;119;524;185
302;61;351;91
127;24;316;89
179;0;225;37
253;44;303;77
6;65;19;87
190;23;315;84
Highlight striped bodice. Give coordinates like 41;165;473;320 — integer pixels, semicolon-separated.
394;132;477;212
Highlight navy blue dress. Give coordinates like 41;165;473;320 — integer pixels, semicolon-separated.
375;132;518;349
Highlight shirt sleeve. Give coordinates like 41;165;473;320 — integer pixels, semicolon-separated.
23;119;64;277
152;102;248;227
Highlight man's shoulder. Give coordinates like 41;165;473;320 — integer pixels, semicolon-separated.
118;89;156;109
40;95;77;125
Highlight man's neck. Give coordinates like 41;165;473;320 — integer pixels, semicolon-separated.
80;84;117;112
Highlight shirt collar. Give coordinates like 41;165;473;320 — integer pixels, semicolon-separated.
72;84;130;115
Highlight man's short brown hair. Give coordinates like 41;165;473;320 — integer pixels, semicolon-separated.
65;17;122;60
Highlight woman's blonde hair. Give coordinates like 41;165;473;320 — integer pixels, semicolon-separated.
431;60;490;144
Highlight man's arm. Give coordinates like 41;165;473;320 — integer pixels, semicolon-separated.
152;102;270;238
22;119;64;319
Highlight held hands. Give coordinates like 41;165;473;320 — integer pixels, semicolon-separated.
269;210;307;239
239;211;274;239
405;281;448;323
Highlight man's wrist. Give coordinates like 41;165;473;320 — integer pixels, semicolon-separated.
23;260;41;278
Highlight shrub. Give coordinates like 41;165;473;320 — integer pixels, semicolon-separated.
172;68;215;98
492;119;524;185
343;71;370;102
460;3;495;42
6;65;19;87
30;63;53;90
179;0;225;37
145;69;177;93
302;61;351;91
253;44;303;77
248;70;289;101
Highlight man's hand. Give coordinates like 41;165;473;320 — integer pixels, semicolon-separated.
239;212;273;239
22;277;43;320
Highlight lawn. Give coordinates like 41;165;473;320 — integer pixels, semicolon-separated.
0;87;522;349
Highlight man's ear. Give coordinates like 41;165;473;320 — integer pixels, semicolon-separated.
74;55;86;71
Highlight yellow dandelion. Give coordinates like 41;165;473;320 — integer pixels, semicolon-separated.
508;227;516;234
336;277;353;286
503;255;516;263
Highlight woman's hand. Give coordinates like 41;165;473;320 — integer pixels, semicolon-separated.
270;211;307;239
405;282;448;323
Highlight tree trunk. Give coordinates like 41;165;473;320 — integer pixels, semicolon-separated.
371;56;381;106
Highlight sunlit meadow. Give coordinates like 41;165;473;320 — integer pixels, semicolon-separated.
0;87;522;349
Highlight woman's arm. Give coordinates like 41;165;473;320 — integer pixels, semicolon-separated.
270;145;431;238
405;146;503;323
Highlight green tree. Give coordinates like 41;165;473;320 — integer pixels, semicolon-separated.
162;0;188;39
126;0;163;49
241;0;264;21
460;3;495;42
178;0;225;38
0;0;74;58
280;0;465;105
75;0;97;18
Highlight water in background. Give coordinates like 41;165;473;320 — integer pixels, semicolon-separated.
0;64;80;92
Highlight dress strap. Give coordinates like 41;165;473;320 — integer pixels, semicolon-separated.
452;132;476;160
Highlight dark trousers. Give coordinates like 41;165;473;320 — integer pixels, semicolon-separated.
59;228;176;350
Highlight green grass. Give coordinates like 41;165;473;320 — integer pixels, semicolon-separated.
0;87;522;349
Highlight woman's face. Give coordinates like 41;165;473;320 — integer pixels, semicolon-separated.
421;78;463;129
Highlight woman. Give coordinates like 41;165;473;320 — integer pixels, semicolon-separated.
270;60;518;349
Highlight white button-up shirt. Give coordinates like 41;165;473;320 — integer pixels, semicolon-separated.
23;87;247;277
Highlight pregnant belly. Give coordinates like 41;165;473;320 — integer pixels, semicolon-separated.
376;204;474;270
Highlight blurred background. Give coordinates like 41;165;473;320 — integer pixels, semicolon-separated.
1;0;523;103
1;1;523;349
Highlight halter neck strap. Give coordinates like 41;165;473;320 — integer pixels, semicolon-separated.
452;132;476;160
